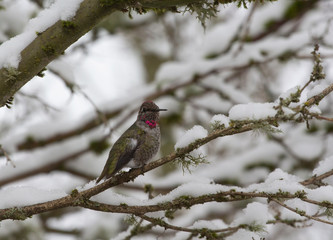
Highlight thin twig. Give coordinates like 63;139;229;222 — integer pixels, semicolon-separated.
17;92;59;112
313;115;333;122
270;198;333;226
301;169;333;186
0;145;15;168
48;67;109;127
138;214;240;234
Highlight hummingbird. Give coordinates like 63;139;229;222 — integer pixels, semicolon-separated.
96;101;167;183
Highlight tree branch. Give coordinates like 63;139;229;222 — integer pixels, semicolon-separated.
2;81;333;221
270;198;333;226
0;0;211;108
301;169;333;186
0;0;117;108
0;123;254;221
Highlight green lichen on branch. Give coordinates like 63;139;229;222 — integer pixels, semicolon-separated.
295;207;306;216
42;44;56;56
62;20;77;30
310;44;325;83
3;207;29;221
210;120;228;131
239;222;266;233
3;67;20;84
124;214;138;225
175;152;208;173
294;190;307;199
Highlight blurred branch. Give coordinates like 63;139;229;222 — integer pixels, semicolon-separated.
0;145;15;168
138;214;240;237
301;169;333;186
269;134;322;167
0;0;117;108
0;0;259;108
2;53;333;221
138;214;311;237
1;112;333;221
17;91;60;112
0;123;254;221
250;0;318;42
15;56;277;151
270;198;333;226
0;148;90;186
48;67;109;127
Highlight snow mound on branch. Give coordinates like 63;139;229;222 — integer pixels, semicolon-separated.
0;186;66;208
246;168;304;193
308;186;333;203
210;114;230;128
232;202;273;226
0;0;83;68
313;155;333;176
229;102;277;121
191;219;227;230
174;125;208;149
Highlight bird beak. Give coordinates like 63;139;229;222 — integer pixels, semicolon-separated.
158;108;167;111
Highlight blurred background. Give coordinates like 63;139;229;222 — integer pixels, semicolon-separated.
0;0;333;239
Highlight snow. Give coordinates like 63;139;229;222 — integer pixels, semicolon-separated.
0;186;66;208
210;114;230;128
0;0;83;68
93;182;236;206
312;156;333;185
1;0;333;239
313;156;333;176
226;229;261;240
284;133;324;161
277;86;301;102
194;140;284;185
174;125;208;149
232;202;273;226
191;219;227;230
279;199;307;220
307;186;333;203
246;168;305;194
229;102;277;121
0;216;42;238
307;84;329;99
0;134;92;181
0;0;37;42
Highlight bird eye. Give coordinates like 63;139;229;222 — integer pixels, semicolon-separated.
142;107;147;112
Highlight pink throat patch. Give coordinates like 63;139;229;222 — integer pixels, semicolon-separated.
145;120;157;128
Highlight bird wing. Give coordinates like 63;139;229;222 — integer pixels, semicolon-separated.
96;124;145;182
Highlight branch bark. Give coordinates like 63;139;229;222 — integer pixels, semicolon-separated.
1;119;333;221
0;0;116;108
0;123;253;221
0;0;207;108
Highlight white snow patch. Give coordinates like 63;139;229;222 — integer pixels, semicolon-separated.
229;102;277;120
279;199;307;220
232;202;272;226
246;168;305;194
174;125;208;149
307;186;333;203
0;186;66;208
210;114;230;128
307;84;328;99
313;156;333;176
0;0;83;68
191;219;227;230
